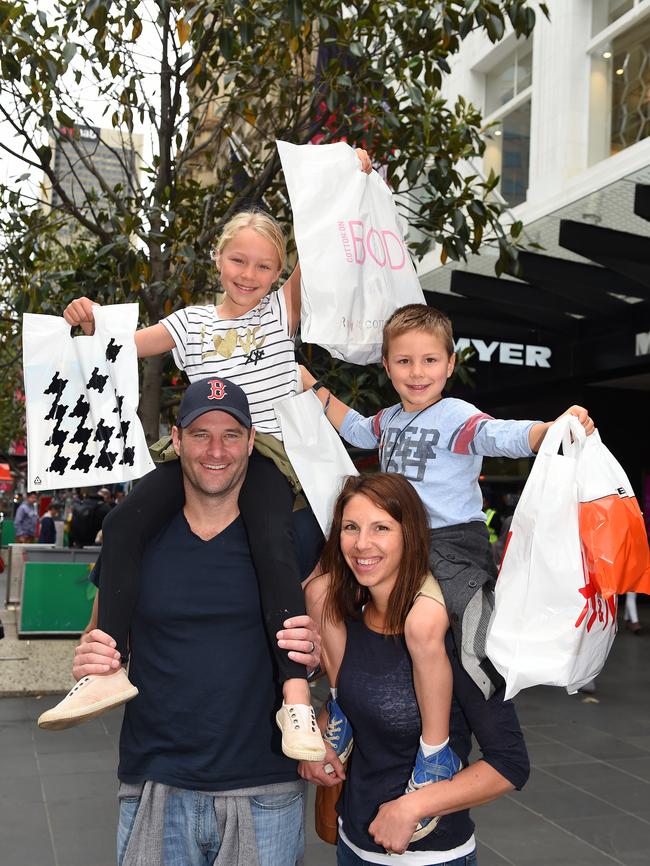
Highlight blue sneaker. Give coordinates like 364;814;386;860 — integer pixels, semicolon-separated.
405;743;463;841
323;697;354;764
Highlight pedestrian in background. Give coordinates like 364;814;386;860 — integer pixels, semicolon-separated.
38;501;61;545
14;492;38;543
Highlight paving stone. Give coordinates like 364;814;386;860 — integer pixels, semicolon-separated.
0;606;648;864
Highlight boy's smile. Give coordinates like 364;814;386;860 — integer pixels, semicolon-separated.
383;330;456;413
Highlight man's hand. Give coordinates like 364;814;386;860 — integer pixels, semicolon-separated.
298;742;346;786
368;795;421;855
72;628;121;680
277;614;320;672
64;296;99;336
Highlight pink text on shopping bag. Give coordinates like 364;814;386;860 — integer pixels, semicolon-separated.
338;220;406;269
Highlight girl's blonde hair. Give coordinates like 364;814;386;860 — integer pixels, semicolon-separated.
212;210;287;273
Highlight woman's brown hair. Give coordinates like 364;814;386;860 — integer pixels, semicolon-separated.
321;473;430;635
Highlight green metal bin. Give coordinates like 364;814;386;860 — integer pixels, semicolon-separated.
19;561;97;636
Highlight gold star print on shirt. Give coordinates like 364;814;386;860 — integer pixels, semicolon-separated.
201;325;266;365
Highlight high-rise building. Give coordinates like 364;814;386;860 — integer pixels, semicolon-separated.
46;124;142;230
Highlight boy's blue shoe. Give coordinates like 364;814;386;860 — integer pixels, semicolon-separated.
323;697;354;764
405;742;463;841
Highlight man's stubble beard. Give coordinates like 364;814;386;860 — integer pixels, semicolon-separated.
178;454;248;503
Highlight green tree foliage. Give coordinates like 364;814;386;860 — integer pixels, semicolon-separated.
0;0;547;440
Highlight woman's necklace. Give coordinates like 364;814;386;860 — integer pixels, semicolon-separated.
363;602;391;634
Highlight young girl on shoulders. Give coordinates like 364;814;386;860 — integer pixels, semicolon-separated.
37;148;372;763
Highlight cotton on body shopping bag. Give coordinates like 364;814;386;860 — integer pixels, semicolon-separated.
23;305;155;491
274;389;358;536
486;417;617;699
277;140;425;365
577;431;650;598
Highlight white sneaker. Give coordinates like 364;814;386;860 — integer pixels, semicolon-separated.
275;703;326;761
37;668;138;731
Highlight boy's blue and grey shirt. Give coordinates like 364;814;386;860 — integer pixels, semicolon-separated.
340;397;538;528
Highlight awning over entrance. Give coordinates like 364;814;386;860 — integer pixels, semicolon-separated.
420;167;650;400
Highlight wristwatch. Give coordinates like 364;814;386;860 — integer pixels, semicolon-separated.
311;380;325;392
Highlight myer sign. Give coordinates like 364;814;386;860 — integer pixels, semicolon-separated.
455;338;551;368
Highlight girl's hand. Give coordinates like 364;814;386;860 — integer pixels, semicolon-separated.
559;405;595;436
355;148;372;174
298;742;346;786
368;796;420;855
64;296;99;336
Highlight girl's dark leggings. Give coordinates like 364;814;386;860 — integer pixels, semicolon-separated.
95;450;324;683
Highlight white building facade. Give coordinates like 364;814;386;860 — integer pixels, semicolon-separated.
422;0;650;277
419;0;650;506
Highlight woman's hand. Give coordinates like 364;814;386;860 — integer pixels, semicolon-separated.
559;405;595;436
64;296;99;336
368;795;420;855
355;148;372;174
298;741;346;786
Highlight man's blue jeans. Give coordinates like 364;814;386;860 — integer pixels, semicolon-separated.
337;837;478;865
118;786;305;866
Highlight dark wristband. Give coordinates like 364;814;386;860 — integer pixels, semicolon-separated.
311;380;325;392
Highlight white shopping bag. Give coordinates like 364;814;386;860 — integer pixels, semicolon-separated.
23;305;155;491
277;140;425;365
274;390;358;535
486;416;617;699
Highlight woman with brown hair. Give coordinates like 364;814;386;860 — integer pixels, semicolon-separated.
300;473;529;864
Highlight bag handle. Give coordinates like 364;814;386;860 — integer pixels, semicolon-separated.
538;415;586;459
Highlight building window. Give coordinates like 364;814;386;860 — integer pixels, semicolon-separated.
483;41;532;207
485;41;532;115
592;0;635;36
589;11;650;162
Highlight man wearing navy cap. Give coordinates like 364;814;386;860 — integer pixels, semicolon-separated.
70;378;318;866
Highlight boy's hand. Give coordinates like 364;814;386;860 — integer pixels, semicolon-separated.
299;365;317;391
355;148;372;174
64;296;100;336
558;405;595;436
530;404;595;451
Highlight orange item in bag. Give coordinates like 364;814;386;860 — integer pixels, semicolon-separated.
579;493;650;599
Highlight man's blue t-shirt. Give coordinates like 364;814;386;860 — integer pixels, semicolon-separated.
118;511;298;791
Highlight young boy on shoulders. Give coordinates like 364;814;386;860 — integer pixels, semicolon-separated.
301;303;593;841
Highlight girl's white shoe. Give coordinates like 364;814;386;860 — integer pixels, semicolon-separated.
37;667;138;730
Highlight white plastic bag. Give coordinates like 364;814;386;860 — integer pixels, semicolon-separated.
277;140;425;365
486;416;617;699
274;390;358;535
23;305;155;491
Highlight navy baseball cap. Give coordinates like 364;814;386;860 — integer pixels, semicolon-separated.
177;378;252;429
